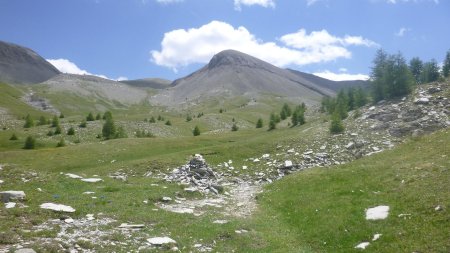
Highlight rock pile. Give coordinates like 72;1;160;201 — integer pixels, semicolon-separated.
164;154;223;194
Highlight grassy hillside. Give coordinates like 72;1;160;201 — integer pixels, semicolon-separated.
0;83;50;119
242;129;449;252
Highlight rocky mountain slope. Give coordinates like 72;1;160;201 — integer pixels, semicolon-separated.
151;50;336;107
121;78;172;89
40;73;148;105
0;40;60;84
287;69;370;92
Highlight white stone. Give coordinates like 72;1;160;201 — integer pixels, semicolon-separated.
355;242;370;249
64;218;74;223
213;220;229;224
147;237;176;245
0;179;3;184
1;191;26;202
40;203;75;212
366;205;389;220
184;187;198;193
284;160;293;168
86;214;95;220
119;223;145;229
372;233;382;241
80;178;102;183
242;166;247;170
5;202;16;208
65;173;83;179
253;158;260;163
162;197;172;202
83;191;95;195
287;148;295;154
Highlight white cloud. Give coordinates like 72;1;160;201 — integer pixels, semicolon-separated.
234;0;275;10
339;67;348;72
151;21;377;71
47;58;126;81
116;76;128;81
313;70;370;81
47;59;90;75
395;27;410;37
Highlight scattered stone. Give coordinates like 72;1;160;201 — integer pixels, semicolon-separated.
86;214;95;220
372;233;382;241
147;237;176;245
161;197;172;202
414;97;430;104
65;173;83;179
1;191;26;202
83;191;95;195
184;187;198;193
64;218;74;224
345;142;355;149
5;202;16;208
80;178;103;183
15;249;37;253
40;203;76;213
119;223;145;229
355;242;370;249
434;205;443;211
212;220;229;224
0;179;3;184
366;205;389;220
284;160;293;168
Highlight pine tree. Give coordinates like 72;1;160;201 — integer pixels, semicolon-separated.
38;116;47;126
421;60;440;83
409;57;423;84
86;112;95;121
115;126;127;138
280;103;292;120
149;116;156;123
193;126;200;136
96;113;101;120
371;49;389;102
23;114;34;128
24;136;36;149
354;87;368;108
67;127;75;135
268;113;277;131
256;118;263;128
47;130;54;136
443;50;450;78
165;120;172;126
102;115;116;139
330;111;345;134
103;111;112;120
51;115;59;127
59;113;64;118
54;125;62;135
231;123;239;131
186;115;192;122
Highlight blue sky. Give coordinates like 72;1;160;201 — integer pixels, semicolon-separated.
1;0;448;81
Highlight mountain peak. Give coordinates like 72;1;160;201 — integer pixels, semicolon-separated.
0;40;60;84
208;49;267;69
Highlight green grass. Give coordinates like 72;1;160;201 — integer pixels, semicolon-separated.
237;129;450;252
0;83;51;119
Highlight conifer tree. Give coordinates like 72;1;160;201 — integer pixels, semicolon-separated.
9;133;18;140
409;57;423;84
56;138;66;147
38;116;47;126
193;126;200;136
23;114;34;128
330;111;345;134
24;136;36;149
54;125;62;135
443;50;450;78
256;118;263;128
102;112;116;139
231;123;238;131
51;115;59;127
67;127;75;135
86;112;95;121
421;60;440;83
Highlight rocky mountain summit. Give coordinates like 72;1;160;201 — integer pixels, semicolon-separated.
0;40;60;84
151;50;336;107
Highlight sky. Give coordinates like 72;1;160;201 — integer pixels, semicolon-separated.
0;0;448;81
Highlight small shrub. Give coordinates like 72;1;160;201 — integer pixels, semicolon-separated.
51;115;59;127
115;126;127;138
67;127;75;135
86;112;95;121
186;115;192;122
330;112;345;134
231;123;238;131
96;113;101;120
24;136;36;149
9;133;18;140
256;118;263;128
165;120;172;126
56;139;66;147
47;130;54;136
79;120;87;128
38;116;47;126
54;125;62;135
193;126;200;136
59;113;65;118
149;116;156;123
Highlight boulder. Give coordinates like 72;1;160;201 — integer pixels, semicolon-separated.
147;236;176;245
0;191;26;202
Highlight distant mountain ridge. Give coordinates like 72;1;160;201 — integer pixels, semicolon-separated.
0;40;60;84
152;50;338;106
